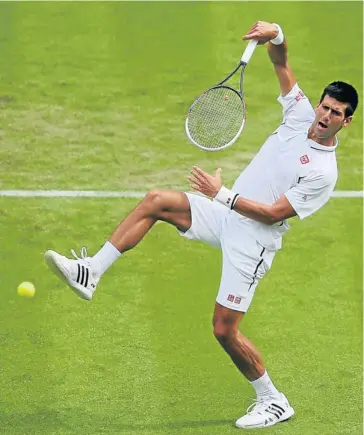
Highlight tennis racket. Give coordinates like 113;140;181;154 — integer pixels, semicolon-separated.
185;39;258;152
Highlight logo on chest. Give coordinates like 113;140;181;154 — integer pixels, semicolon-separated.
300;154;310;164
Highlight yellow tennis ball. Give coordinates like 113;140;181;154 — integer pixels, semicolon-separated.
17;282;36;298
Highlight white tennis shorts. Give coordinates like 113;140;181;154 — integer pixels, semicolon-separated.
179;193;276;312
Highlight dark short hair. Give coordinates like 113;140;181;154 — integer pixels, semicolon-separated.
319;81;359;117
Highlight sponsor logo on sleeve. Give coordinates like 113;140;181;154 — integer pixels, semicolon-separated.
227;294;235;302
300;155;310;164
295;91;306;102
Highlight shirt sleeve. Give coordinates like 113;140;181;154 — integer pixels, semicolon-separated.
284;170;337;220
277;83;315;125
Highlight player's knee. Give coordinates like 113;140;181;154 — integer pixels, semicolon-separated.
213;322;237;346
144;190;166;212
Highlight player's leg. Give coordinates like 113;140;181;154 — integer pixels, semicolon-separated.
107;189;192;253
213;303;294;428
45;190;192;300
214;233;294;429
213;304;265;381
91;189;227;278
213;250;278;385
45;190;226;301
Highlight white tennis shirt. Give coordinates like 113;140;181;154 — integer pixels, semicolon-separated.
229;83;338;251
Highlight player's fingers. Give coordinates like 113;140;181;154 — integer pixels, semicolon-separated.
242;29;255;38
246;22;258;33
188;175;201;185
193;166;208;178
191;169;206;182
245;26;257;34
188;177;200;188
243;32;258;41
191;166;203;176
190;170;205;183
192;165;202;173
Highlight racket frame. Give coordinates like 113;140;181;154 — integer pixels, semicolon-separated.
185;84;246;152
185;39;258;151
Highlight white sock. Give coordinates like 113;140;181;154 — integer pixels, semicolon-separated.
250;371;281;399
89;241;121;277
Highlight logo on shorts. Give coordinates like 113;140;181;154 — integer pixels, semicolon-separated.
227;294;242;304
300;154;310;164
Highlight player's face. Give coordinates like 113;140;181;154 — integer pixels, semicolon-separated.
313;96;352;139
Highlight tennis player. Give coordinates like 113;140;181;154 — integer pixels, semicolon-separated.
45;21;358;429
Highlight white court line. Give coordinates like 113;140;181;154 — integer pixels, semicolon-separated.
0;190;146;198
331;191;363;198
0;190;362;198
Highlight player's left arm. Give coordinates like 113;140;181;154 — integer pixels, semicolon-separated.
231;195;296;224
189;166;297;225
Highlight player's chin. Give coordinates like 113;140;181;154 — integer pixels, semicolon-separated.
315;125;329;138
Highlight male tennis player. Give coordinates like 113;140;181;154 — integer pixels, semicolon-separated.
45;21;358;429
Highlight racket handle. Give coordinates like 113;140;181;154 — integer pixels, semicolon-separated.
241;39;258;65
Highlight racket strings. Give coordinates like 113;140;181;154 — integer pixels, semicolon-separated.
187;87;245;149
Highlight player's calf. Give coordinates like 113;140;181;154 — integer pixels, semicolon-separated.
213;321;265;381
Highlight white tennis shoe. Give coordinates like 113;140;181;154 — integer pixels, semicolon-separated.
235;393;294;429
44;247;99;301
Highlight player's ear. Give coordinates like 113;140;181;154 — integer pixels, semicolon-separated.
343;116;352;127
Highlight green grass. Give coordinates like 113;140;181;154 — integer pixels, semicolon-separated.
0;198;362;435
0;2;362;191
0;2;362;435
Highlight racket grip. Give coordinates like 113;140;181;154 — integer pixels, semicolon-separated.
241;39;258;65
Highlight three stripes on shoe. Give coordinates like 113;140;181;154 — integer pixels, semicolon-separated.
264;402;286;420
76;263;89;287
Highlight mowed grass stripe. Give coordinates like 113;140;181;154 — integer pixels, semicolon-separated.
0;190;363;198
0;197;361;435
0;2;361;192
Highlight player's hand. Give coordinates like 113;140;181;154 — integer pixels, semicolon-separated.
243;21;279;45
188;166;222;198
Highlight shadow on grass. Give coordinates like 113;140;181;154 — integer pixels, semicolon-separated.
129;419;234;430
0;410;234;434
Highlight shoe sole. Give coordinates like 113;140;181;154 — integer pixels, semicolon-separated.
44;250;92;301
235;406;295;429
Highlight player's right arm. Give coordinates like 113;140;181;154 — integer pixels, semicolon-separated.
267;40;296;97
244;21;314;127
243;21;296;96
